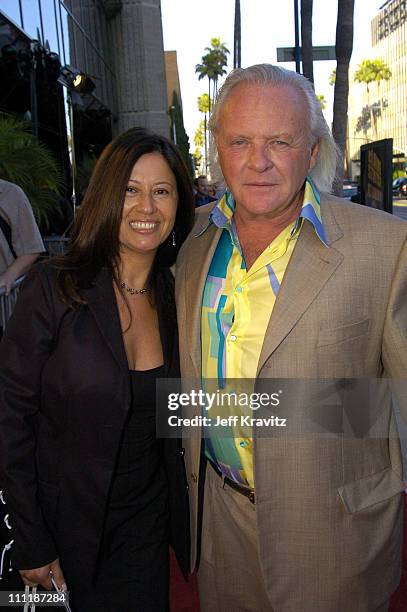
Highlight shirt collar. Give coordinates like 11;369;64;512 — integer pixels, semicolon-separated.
206;176;328;247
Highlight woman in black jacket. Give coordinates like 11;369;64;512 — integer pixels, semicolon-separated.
0;128;194;611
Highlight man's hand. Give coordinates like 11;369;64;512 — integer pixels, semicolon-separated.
0;253;41;295
0;270;19;296
19;558;67;591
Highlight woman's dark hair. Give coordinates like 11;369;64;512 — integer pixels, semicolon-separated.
55;127;195;309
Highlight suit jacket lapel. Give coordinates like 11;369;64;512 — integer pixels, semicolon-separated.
81;268;128;372
182;196;345;377
257;201;344;374
184;222;223;378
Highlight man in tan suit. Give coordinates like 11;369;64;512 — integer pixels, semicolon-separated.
175;64;407;612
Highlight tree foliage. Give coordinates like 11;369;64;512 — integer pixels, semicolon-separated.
76;153;97;197
317;94;327;110
0;115;62;229
354;58;392;139
197;93;210;115
194;120;205;149
195;37;230;112
354;59;392;90
170;91;193;176
193;120;205;174
195;38;229;176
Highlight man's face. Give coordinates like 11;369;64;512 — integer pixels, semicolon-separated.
196;177;209;196
215;83;320;222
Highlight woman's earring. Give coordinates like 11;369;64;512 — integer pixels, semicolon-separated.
172;230;176;247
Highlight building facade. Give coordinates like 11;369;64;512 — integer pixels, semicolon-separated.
68;0;169;135
165;50;182;111
0;0;170;148
347;0;407;176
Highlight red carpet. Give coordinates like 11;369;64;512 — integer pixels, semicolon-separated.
170;549;200;611
390;494;407;611
170;495;407;611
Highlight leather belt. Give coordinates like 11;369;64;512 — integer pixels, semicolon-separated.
209;460;255;504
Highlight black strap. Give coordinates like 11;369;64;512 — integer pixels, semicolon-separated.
0;215;16;259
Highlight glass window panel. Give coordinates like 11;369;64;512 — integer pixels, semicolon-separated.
37;0;59;55
0;1;23;27
59;2;71;66
20;0;41;40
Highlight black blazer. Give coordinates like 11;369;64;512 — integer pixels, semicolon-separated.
0;263;190;586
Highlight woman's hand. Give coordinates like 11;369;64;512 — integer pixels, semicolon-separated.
19;558;67;591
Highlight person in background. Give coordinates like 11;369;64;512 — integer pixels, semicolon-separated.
207;183;217;198
0;128;194;611
176;64;407;612
194;175;217;207
0;179;45;586
0;179;44;296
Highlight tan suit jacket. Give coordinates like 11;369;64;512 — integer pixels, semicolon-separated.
175;193;407;611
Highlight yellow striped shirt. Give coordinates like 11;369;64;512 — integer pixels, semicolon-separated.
201;178;328;488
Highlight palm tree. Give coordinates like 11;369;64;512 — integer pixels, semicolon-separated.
0;116;62;229
198;94;210;174
196;38;229;113
354;59;391;140
195;57;215;114
301;0;314;84
372;59;392;95
209;38;230;98
354;60;377;139
331;0;355;195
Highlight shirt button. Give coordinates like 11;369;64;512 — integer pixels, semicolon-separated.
230;334;237;342
191;473;198;483
236;286;243;293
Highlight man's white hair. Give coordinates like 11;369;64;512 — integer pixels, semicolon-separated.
209;64;339;193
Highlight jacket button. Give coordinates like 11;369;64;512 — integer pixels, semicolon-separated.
191;473;198;483
179;448;185;456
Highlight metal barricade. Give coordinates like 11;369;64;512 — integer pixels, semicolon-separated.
0;236;69;332
43;236;69;256
0;276;24;331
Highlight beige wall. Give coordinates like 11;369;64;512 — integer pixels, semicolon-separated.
165;50;182;109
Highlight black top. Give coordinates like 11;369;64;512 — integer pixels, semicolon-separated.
107;365;167;518
89;365;170;610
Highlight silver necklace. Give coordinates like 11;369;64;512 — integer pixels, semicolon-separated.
120;280;150;295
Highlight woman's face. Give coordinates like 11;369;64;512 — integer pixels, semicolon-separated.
119;152;178;259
